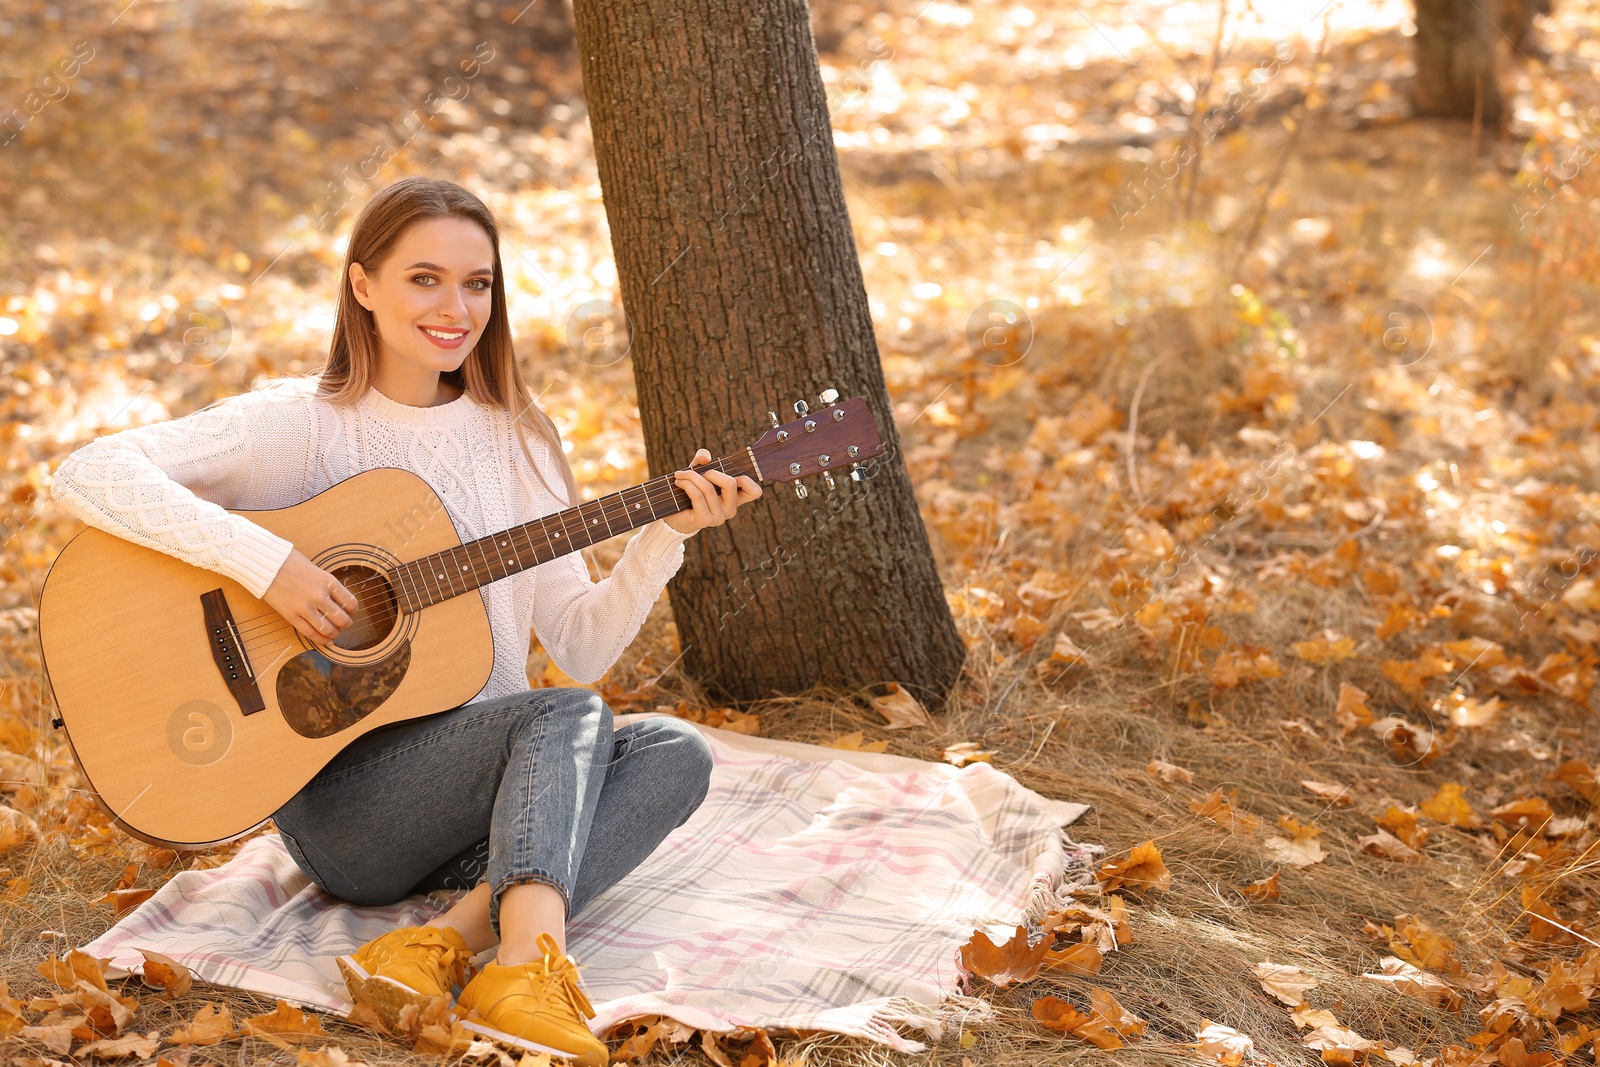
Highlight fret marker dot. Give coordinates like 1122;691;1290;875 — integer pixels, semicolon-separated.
437;573;445;580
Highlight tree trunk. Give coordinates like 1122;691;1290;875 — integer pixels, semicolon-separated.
1411;0;1506;128
568;0;967;709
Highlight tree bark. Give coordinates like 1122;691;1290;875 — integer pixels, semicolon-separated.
1410;0;1507;128
568;0;967;709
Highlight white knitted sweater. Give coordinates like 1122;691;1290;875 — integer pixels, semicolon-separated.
47;376;695;703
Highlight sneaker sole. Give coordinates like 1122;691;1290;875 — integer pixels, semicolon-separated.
455;1016;601;1064
336;954;448;1033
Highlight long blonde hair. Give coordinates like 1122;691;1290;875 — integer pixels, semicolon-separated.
296;175;579;507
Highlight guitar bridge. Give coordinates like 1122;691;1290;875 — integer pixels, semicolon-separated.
200;589;265;716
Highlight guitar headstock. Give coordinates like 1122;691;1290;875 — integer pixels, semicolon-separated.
748;389;884;497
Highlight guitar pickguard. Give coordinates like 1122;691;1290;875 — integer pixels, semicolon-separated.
277;640;412;738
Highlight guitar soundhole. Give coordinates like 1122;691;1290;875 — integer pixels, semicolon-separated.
327;564;396;652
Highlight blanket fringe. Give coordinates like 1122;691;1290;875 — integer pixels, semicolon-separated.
1024;827;1103;923
867;992;996;1050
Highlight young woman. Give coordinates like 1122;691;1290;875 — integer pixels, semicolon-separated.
48;176;762;1066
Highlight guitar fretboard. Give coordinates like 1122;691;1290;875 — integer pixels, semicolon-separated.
388;453;755;613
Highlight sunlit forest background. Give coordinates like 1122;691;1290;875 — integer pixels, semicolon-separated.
8;0;1600;1063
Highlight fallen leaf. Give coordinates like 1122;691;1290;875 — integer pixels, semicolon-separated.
822;731;888;753
1359;829;1424;863
168;1002;235;1045
1098;841;1172;892
1293;632;1358;664
1550;760;1599;802
1190;787;1261;833
1359;956;1463;1010
19;1021;75;1053
75;979;137;1035
1266;815;1326;868
1369;716;1440;764
1377;599;1421;640
1376;807;1430;849
1208;648;1284;688
871;682;932;730
77;1030;159;1059
1046;632;1093;668
1303;1024;1381;1066
138;950;192;998
1492;798;1554;835
1419;783;1483;828
943;742;993;766
1301;780;1355;806
960;926;1048;988
95;888;155;917
1090;987;1145;1037
0;805;38;855
1335;684;1374;738
297;1045;376;1067
1240;872;1281;901
1442;637;1507;670
1254;962;1320;1006
1147;759;1194;783
1195;1020;1254;1065
1390;915;1462;974
1018;570;1073;613
241;999;328;1044
342;1002;386;1035
1043;941;1103;975
1292;1006;1342;1029
1436;689;1502;728
1032;996;1122;1049
36;949;115;993
1523;884;1567;944
719;710;761;736
1381;648;1454;696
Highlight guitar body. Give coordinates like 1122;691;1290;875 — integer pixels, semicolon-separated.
38;467;495;849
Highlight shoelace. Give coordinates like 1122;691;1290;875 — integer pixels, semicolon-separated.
535;938;596;1020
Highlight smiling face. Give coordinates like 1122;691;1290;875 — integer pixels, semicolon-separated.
347;215;497;385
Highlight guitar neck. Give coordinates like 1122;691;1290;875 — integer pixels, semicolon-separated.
390;450;760;612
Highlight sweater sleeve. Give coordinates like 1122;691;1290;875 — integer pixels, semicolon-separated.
530;516;695;684
47;390;300;600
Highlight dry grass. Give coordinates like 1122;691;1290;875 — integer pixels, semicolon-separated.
10;4;1600;1066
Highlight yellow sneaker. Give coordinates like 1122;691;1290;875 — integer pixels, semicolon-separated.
454;932;608;1066
336;924;471;1032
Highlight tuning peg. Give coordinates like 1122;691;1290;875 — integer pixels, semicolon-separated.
795;480;809;499
820;388;840;405
823;470;836;490
849;462;865;482
768;410;781;428
793;399;809;416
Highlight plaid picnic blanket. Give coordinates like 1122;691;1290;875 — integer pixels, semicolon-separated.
79;714;1095;1053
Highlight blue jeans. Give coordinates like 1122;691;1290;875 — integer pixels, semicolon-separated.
271;689;713;937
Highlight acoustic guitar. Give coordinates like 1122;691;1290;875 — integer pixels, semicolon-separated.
38;391;884;849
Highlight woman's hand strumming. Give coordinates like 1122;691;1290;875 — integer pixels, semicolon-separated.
664;448;763;535
263;547;359;644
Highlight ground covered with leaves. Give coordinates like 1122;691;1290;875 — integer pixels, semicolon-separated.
6;0;1600;1064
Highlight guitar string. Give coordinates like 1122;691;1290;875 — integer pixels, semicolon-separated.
227;457;752;660
230;475;703;641
230;459;729;637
